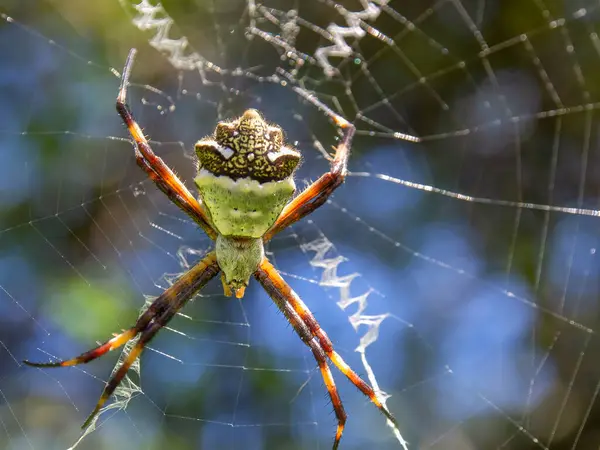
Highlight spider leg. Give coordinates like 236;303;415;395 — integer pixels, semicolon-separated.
264;113;354;242
23;328;138;368
306;338;347;448
80;318;161;429
255;258;399;449
116;48;217;240
24;252;220;428
254;261;346;449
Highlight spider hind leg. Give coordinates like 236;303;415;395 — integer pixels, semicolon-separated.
23;252;220;429
255;258;400;449
23;328;138;368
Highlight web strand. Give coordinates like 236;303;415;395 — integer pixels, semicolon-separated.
3;1;600;449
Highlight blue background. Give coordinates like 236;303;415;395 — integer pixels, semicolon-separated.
2;1;600;449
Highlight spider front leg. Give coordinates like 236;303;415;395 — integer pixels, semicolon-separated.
117;48;217;240
24;252;220;428
255;258;399;449
264;114;355;242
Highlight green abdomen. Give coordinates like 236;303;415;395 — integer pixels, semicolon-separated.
195;170;295;238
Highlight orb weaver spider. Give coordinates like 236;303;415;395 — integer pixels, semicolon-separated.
24;48;399;449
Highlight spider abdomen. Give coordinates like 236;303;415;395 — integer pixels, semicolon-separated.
194;109;301;238
215;234;264;298
194;169;295;238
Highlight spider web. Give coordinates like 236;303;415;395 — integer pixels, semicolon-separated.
1;0;600;449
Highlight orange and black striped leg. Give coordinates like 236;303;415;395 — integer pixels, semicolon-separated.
116;48;216;240
255;258;399;445
264;115;355;242
80;320;159;429
255;262;346;449
24;252;221;428
307;337;347;449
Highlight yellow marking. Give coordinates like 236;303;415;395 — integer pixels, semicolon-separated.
64;328;136;366
330;351;383;407
320;363;338;399
123;342;144;366
330;352;350;372
335;423;344;444
108;329;137;349
234;285;246;299
332;114;350;128
129;122;145;141
221;273;233;297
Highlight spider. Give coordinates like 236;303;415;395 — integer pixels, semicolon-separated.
24;48;399;449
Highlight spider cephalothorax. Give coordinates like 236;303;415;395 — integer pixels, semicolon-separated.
23;49;400;450
194;109;301;297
